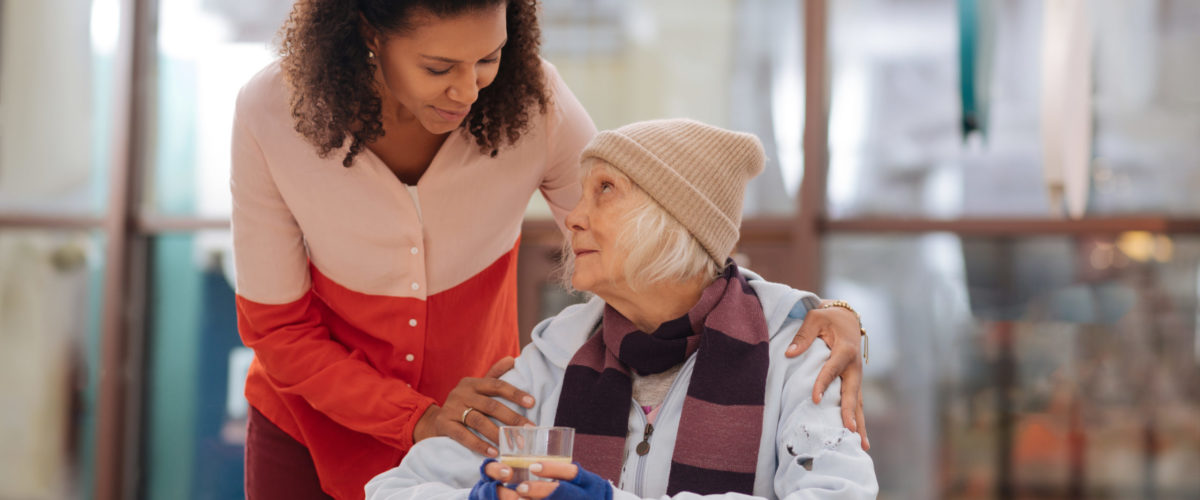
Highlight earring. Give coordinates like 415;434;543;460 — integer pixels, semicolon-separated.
367;50;375;59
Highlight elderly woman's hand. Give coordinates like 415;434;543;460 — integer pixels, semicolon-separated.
472;459;612;500
413;356;536;457
786;300;870;451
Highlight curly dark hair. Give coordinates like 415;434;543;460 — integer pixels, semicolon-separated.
278;0;548;167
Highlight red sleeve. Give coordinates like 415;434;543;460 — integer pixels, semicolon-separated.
234;293;434;451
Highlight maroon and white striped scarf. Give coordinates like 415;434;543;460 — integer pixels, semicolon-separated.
554;263;769;495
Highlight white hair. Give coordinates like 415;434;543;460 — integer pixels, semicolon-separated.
559;161;721;292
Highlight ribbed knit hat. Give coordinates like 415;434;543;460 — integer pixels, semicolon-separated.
580;118;765;265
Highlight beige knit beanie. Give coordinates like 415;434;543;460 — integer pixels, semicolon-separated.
580;118;765;265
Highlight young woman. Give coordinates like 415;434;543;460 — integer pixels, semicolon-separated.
230;1;868;499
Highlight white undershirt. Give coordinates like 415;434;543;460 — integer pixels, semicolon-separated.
405;185;423;222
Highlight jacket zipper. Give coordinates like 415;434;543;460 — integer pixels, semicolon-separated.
632;406;649;496
632;363;689;496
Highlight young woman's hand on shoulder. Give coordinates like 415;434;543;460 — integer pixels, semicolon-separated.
414;356;536;457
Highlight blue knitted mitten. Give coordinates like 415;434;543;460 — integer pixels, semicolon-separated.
543;463;613;500
468;458;502;500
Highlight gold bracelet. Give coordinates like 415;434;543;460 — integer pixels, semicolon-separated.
820;300;868;364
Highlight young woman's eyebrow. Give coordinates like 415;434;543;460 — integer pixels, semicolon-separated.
419;39;507;63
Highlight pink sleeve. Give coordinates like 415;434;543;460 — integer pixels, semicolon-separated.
539;62;597;233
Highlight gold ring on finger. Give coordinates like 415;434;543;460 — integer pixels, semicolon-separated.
461;407;477;425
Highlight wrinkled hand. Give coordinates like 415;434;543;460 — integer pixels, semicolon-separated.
478;458;612;500
787;300;870;451
413;357;536;457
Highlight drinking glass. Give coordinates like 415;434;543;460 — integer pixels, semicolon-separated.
497;426;574;486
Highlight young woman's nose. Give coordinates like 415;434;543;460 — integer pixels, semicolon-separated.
447;68;480;105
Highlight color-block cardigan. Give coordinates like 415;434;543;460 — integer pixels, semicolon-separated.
230;59;596;500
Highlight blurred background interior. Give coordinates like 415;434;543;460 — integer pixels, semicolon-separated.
1;0;1199;499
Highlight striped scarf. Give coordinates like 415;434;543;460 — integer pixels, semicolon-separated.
554;263;769;495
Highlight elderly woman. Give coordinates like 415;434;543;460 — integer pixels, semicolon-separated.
365;119;878;499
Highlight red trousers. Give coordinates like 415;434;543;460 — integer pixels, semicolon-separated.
245;406;334;500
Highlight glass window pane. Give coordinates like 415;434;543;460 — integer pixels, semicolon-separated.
142;231;244;499
0;229;105;499
0;0;121;214
535;0;805;217
827;0;1200;219
825;233;1200;499
147;0;291;217
827;0;1044;219
150;0;804;219
1090;1;1200;215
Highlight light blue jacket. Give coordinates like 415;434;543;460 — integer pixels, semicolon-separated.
366;271;879;499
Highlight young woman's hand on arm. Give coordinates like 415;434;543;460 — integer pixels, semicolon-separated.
785;299;870;450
